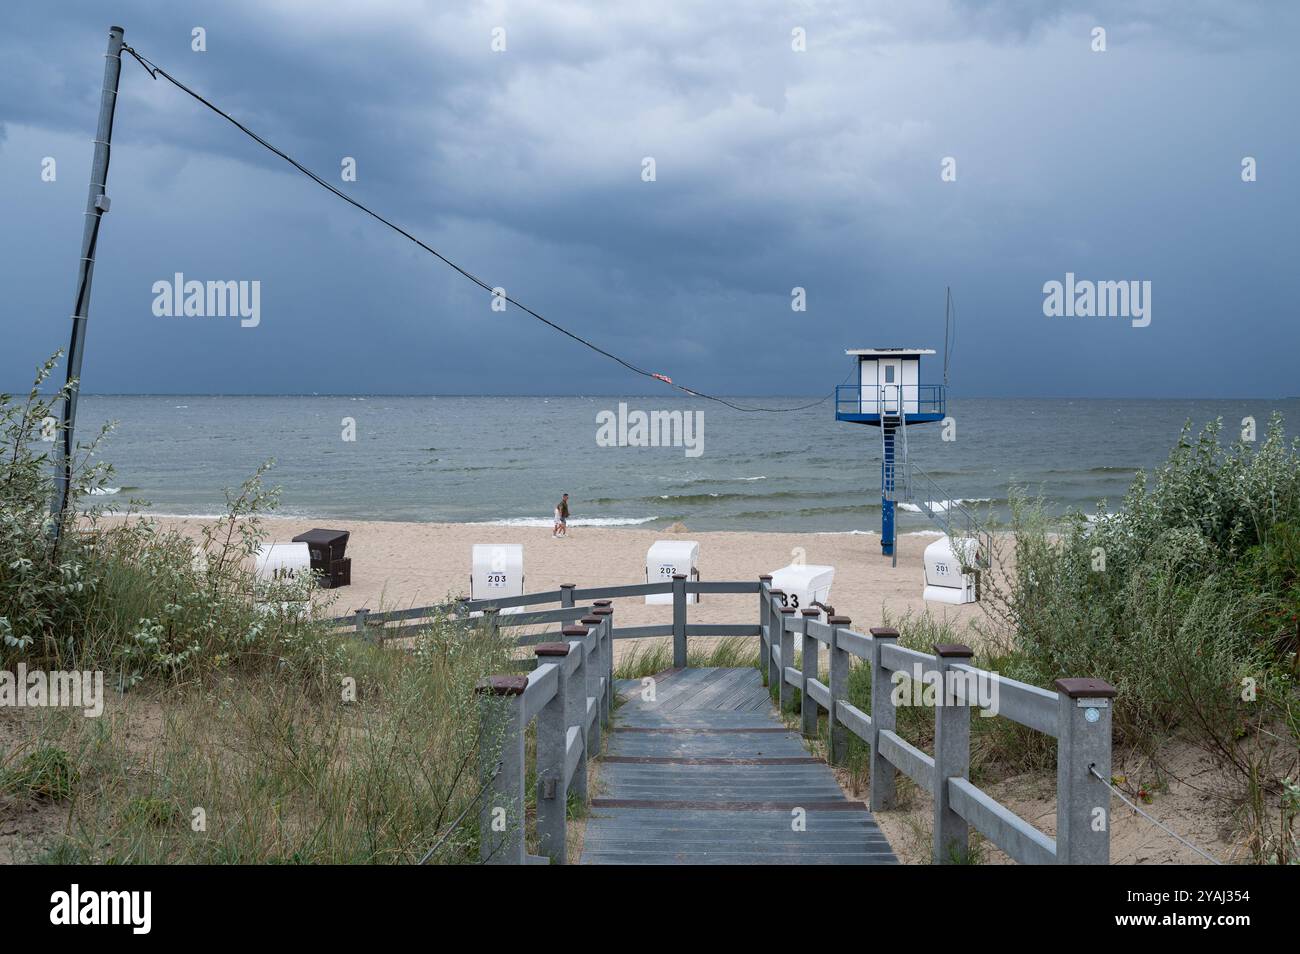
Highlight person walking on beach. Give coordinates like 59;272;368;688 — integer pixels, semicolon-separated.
553;493;570;538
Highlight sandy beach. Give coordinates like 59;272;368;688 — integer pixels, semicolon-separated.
111;515;986;641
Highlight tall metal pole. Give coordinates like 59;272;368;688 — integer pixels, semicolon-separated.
51;25;125;543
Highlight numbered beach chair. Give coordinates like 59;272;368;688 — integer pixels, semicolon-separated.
645;540;700;604
767;563;835;619
470;544;525;615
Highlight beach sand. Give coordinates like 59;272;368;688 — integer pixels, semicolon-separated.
113;516;985;647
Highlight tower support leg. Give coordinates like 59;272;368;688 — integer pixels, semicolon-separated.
881;423;897;558
882;495;895;556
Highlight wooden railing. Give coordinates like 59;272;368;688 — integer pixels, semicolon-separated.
327;579;761;668
327;575;1115;865
476;605;614;864
758;577;1116;865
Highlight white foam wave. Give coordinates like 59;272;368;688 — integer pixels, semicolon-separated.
474;516;658;528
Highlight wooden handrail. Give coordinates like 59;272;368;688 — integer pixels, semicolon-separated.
760;583;1116;865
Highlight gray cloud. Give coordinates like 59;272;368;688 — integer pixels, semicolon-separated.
1;1;1297;398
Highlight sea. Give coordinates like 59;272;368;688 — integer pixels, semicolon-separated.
73;396;1299;534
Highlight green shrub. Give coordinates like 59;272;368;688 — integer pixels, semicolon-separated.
2;745;79;801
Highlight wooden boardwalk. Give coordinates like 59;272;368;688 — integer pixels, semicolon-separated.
580;667;896;865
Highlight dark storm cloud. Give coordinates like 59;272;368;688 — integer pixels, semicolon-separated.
1;1;1297;398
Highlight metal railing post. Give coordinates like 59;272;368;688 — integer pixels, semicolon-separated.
671;573;687;668
932;643;973;863
533;644;571;863
560;583;576;609
476;675;528;864
868;627;899;811
1054;678;1117;864
800;608;821;738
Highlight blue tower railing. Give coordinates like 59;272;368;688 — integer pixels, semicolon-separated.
834;384;946;423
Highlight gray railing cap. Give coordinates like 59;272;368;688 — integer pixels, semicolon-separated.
672;574;687;580
475;675;529;696
561;624;590;636
933;643;974;658
827;615;851;625
1054;677;1117;699
560;582;576;589
534;642;571;657
869;626;899;639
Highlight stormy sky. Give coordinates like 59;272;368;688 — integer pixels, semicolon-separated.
1;1;1296;397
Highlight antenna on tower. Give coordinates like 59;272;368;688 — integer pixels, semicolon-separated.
942;286;954;389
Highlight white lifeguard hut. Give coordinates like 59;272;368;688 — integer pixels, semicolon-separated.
645;540;700;605
835;348;947;560
767;563;835;620
471;544;525;612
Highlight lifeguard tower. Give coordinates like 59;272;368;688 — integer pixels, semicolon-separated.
834;348;946;559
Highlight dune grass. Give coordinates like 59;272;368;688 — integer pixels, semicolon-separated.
613;636;760;680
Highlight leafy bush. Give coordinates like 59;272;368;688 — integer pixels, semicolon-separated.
977;415;1299;861
1;356;347;685
1;354;114;659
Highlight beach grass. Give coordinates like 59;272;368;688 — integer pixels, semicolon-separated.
612;635;760;680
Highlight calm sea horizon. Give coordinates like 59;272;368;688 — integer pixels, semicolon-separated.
70;395;1300;534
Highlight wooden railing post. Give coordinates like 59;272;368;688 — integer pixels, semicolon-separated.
767;590;785;697
593;603;614;725
564;639;589;805
671;574;687;668
560;583;576;609
475;674;528;864
932;643;974;863
482;605;500;642
827;615;851;764
533;644;572;864
758;575;773;687
581;613;607;727
564;624;598;758
800;608;821;737
777;607;796;713
868;627;899;811
1054;677;1117;864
